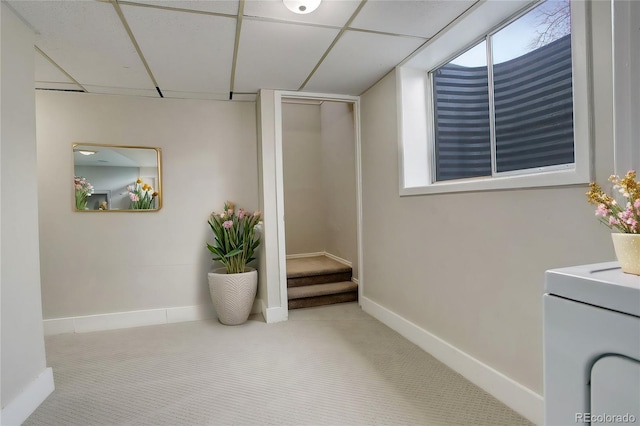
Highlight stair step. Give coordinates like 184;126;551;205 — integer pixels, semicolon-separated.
286;256;357;309
288;271;352;288
286;256;351;278
286;256;352;288
288;292;358;310
288;281;358;300
288;281;358;310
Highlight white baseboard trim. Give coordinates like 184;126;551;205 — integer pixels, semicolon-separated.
1;367;54;426
167;304;216;324
352;277;359;285
286;251;353;268
360;297;543;426
322;252;352;267
261;300;288;323
43;304;219;335
285;252;325;259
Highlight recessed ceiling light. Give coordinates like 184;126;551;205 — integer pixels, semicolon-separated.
75;150;98;156
283;0;321;14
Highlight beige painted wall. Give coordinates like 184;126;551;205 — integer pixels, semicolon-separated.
1;2;48;407
282;103;325;254
320;101;358;278
359;1;615;396
36;91;259;319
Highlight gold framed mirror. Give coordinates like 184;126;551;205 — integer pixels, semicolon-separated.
73;143;162;212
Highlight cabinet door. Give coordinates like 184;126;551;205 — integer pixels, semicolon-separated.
544;295;640;425
591;356;640;424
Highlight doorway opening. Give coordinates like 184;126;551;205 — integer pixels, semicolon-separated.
281;99;359;310
257;90;362;323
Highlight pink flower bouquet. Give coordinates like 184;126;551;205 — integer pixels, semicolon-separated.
586;170;640;233
207;201;262;274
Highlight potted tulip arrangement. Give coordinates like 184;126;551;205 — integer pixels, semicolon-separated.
206;201;262;325
586;170;640;275
127;179;158;210
74;176;94;210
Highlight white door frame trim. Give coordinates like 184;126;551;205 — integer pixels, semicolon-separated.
271;90;363;319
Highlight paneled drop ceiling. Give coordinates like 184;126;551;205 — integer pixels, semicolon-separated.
8;0;477;100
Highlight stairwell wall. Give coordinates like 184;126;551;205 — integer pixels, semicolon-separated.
320;102;358;280
281;102;358;278
282;103;325;254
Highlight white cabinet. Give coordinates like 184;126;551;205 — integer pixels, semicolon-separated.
544;262;640;425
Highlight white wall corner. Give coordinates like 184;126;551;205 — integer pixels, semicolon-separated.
257;89;285;314
361;297;543;426
251;299;262;315
1;368;54;426
43;317;75;336
261;300;288;324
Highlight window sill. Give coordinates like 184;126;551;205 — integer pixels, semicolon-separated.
399;168;590;196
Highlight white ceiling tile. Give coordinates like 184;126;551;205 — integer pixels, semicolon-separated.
351;0;477;38
83;85;160;98
244;0;359;27
35;49;73;83
234;20;339;93
122;5;236;94
35;82;84;92
304;30;424;95
123;0;239;16
9;0;474;100
9;0;155;90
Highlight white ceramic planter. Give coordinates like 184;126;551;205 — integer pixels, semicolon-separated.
611;233;640;276
207;267;258;325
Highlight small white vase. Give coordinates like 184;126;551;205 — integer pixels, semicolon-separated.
611;233;640;276
207;267;257;325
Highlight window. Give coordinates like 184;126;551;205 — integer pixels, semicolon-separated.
431;0;574;182
396;0;591;195
432;41;491;181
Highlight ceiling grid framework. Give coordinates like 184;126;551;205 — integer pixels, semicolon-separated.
229;0;246;99
8;0;478;99
120;1;237;99
35;46;87;93
110;0;164;97
297;0;368;91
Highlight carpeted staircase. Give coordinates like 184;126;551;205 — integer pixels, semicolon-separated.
287;255;358;309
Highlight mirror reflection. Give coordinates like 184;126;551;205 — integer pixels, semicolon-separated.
73;143;162;212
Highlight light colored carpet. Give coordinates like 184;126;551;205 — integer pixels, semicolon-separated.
25;303;532;426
